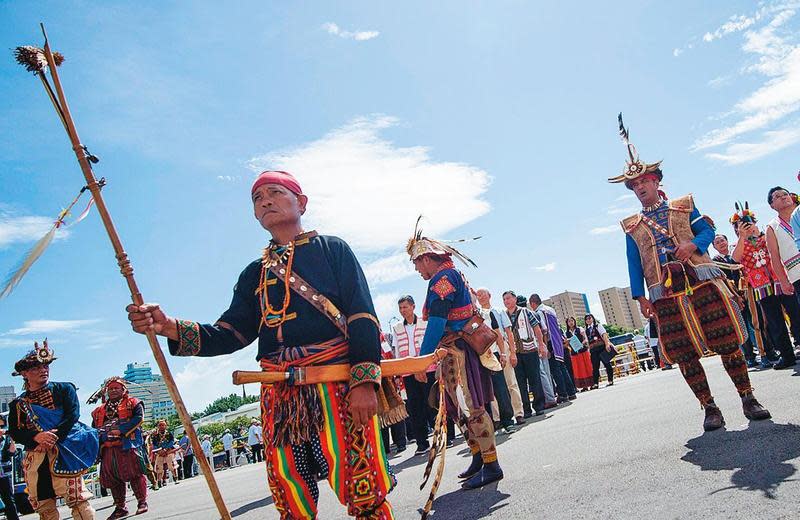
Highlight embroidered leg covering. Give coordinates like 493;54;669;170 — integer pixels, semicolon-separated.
678;357;714;406
36;498;60;520
720;351;753;396
53;474;95;520
130;475;148;504
319;382;395;519
108;482;127;509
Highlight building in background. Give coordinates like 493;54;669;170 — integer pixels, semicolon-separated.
0;386;15;414
543;291;591;325
123;362;176;422
599;286;645;331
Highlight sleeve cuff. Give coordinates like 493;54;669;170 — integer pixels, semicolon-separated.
171;319;201;356
349;361;381;388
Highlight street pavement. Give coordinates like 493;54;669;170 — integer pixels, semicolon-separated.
58;358;799;519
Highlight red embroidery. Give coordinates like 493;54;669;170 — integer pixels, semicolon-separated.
448;304;473;321
432;276;456;299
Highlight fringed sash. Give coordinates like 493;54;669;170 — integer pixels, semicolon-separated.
260;338;349;446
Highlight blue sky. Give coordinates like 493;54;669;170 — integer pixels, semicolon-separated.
2;1;799;415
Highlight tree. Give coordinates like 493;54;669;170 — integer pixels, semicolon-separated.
198;393;259;417
603;323;634;338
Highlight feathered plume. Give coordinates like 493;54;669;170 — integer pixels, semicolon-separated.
0;188;92;300
407;215;479;268
618;112;630;144
14;46;64;73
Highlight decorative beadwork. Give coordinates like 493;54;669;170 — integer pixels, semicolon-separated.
349;362;381;388
175;320;201;356
431;276;456;299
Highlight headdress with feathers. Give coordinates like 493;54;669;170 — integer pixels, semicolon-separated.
13;339;56;377
86;376;130;404
730;202;757;226
406;216;479;267
608;113;663;186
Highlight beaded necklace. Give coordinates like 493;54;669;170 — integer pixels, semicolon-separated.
257;240;296;329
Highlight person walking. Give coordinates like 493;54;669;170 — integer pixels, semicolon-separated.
247;419;263;464
179;433;195;478
0;416;20;520
503;291;548;417
222;429;235;468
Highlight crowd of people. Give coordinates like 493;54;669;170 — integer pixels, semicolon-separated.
5;162;800;520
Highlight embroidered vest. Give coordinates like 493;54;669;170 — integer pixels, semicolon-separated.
621;194;714;292
91;396;141;430
391;319;428;358
767;216;800;283
740;235;777;291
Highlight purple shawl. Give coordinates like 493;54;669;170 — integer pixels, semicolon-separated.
541;306;565;361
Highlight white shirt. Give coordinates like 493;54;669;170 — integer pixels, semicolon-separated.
201;440;212;456
404;323;418;356
222;433;233;450
247;425;263;445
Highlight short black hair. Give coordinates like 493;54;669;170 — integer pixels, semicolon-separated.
502;290;517;298
768;186;788;205
529;293;542;305
397;295;415;305
714;233;727;240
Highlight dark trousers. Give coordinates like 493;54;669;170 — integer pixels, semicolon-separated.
0;474;19;520
514;351;545;414
182;453;195;478
548;357;574;397
591;345;614;384
250;443;264;463
563;348;576;387
486;355;514;428
381;420;407;452
759;294;799;363
403;373;437;450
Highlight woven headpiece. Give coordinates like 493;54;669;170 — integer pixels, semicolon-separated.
730;201;757;226
608;113;663;187
406;216;478;267
86;376;129;404
13;339;56;376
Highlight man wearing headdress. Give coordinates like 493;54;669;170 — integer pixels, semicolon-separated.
150;421;179;488
407;224;505;489
610;114;771;431
7;341;98;520
126;171;395;519
90;377;148;518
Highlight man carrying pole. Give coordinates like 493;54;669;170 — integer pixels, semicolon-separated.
126;171;397;519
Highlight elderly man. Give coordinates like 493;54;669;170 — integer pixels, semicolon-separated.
475;288;525;424
247;419;263;464
611;114;770;431
7;341;98;520
126;171;394;519
91;377;149;518
408;225;504;489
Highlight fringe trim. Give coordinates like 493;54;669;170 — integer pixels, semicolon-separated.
271;384;325;447
377;378;408;427
650;264;724;301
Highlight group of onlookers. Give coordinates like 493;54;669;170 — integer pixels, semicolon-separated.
380;290;626;456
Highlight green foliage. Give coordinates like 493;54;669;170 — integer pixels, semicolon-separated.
194;416;254;453
603;323;634;338
198;393;258;417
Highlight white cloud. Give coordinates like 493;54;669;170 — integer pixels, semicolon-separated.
704;126;800;164
615;193;636;201
248;115;491;286
534;262;557;272
4;319;101;336
0;211;69;248
363;253;415;286
322;22;379;41
0;338;36;349
673;48;683;57
589;225;619;235
173;346;260;413
216;176;240;182
691;5;800;163
606;205;637;215
372;291;401;326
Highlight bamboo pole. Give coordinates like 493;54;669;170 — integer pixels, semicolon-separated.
37;24;231;519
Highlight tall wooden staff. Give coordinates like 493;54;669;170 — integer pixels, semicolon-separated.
15;25;231;520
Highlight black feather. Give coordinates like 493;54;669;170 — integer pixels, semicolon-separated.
618;113;630;143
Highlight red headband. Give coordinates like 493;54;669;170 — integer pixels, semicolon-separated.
251;170;303;196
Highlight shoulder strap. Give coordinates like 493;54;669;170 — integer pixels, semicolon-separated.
266;251;349;337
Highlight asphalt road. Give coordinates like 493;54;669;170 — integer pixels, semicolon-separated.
55;358;800;519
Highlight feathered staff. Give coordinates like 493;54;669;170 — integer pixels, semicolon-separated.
14;25;231;519
0;186;94;299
